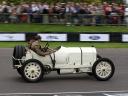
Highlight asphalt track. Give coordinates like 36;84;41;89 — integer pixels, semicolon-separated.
0;48;128;94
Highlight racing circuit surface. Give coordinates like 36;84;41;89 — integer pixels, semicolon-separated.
0;48;128;93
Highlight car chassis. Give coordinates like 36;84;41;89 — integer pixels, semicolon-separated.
12;44;115;82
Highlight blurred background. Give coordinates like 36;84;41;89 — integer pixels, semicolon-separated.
0;0;127;48
0;0;125;25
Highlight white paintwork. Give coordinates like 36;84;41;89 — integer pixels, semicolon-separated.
23;46;97;74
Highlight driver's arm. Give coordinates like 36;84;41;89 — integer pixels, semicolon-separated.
47;48;56;52
34;45;52;56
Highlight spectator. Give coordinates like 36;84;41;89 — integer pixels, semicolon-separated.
30;2;42;23
9;7;18;23
42;2;49;14
118;4;125;23
0;1;125;25
95;3;104;25
0;1;10;23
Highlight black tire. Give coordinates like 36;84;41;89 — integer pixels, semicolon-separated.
12;45;26;75
97;54;102;59
21;59;44;83
92;58;115;81
17;68;22;75
13;45;26;65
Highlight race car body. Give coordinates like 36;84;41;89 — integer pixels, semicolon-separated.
12;45;115;82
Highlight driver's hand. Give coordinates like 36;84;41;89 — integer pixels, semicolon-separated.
41;47;47;52
50;49;56;53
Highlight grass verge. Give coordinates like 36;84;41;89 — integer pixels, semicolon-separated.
0;42;128;48
0;24;128;32
0;24;127;48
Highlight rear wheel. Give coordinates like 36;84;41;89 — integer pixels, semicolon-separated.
17;68;22;75
92;58;115;81
21;59;44;82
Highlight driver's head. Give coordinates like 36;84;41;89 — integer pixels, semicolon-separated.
28;35;41;47
34;35;41;41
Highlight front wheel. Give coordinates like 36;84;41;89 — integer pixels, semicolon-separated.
21;59;44;82
92;58;115;81
97;54;102;59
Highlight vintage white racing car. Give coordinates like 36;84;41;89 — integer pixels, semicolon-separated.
12;43;115;82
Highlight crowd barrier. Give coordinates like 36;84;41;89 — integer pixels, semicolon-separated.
0;32;127;42
0;13;125;25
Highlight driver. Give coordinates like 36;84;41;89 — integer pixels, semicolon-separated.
28;35;56;56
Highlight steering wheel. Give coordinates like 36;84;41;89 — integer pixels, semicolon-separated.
43;42;49;52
